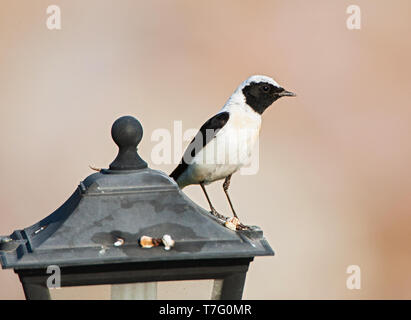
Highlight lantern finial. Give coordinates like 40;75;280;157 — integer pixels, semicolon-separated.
108;115;148;171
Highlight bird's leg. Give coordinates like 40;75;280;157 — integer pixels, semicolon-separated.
223;175;238;218
223;175;247;230
200;182;226;220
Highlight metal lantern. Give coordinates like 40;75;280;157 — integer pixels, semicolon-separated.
0;116;274;300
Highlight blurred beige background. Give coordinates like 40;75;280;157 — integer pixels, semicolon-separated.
1;0;411;299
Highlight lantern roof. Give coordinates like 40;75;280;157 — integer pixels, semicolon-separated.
0;116;273;270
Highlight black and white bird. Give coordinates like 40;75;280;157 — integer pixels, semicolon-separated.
170;75;295;223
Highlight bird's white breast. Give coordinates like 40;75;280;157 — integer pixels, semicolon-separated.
188;107;261;184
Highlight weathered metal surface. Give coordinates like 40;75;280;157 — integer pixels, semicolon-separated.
0;116;273;271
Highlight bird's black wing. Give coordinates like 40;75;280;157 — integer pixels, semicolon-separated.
170;112;230;181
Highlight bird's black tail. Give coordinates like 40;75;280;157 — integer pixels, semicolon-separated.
169;162;187;183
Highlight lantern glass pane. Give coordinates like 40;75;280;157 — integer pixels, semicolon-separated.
50;284;111;300
157;279;214;300
48;280;216;300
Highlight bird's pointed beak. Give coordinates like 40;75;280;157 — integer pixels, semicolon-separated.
278;89;296;97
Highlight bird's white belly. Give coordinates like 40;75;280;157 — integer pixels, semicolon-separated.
188;111;261;184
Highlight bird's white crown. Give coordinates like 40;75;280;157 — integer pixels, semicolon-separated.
237;75;280;92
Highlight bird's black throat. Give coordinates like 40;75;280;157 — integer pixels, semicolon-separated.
242;82;284;114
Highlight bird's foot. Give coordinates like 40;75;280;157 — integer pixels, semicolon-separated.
225;217;249;231
236;222;249;230
210;208;227;221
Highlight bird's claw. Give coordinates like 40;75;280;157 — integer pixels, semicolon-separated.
224;216;249;231
209;209;249;231
236;222;249;230
210;208;227;221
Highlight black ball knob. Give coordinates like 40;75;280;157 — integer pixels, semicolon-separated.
111;116;143;148
109;116;148;171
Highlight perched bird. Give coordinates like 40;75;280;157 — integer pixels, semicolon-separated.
170;75;295;223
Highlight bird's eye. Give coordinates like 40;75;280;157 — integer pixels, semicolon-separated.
262;85;270;92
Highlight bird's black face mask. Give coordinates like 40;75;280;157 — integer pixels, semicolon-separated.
242;82;295;114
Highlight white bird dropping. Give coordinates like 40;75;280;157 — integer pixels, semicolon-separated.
162;234;175;250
